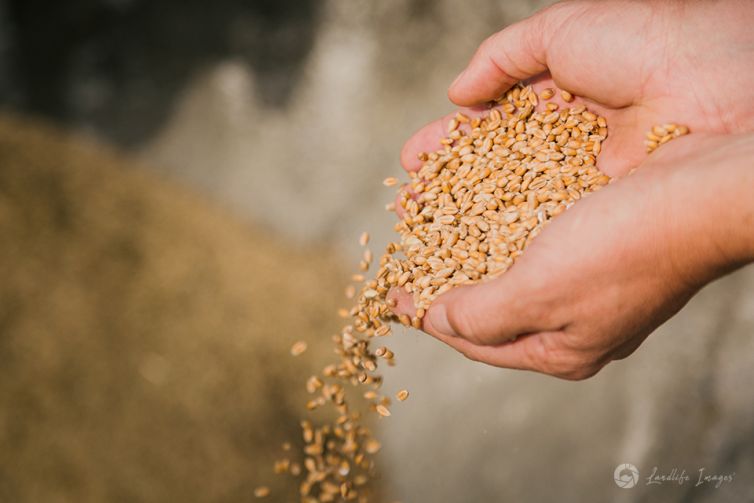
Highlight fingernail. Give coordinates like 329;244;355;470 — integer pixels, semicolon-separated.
426;304;458;337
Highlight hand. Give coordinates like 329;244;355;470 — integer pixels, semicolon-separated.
401;0;754;178
392;133;754;379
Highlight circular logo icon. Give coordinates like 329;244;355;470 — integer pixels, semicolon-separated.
614;463;639;489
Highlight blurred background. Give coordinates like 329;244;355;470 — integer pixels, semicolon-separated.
0;0;753;502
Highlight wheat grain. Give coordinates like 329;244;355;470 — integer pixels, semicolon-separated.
290;341;308;357
645;123;690;153
254;486;270;498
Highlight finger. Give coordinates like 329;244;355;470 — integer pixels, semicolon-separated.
399;114;450;173
448;6;557;106
400;107;491;172
526;72;615;118
393;183;412;219
528;73;646;178
396;266;560;346
389;284;538;347
432;329;600;379
431;330;544;371
596;107;655;177
389;252;559;346
387;287;415;315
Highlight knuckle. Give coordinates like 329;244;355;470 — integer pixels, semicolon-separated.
446;305;491;345
525;335;603;380
523;333;551;365
558;365;601;381
460;348;482;364
555;352;605;380
479;33;498;55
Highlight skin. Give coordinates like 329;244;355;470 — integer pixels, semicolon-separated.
391;0;754;379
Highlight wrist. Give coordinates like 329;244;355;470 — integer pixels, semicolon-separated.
665;136;754;283
701;142;754;267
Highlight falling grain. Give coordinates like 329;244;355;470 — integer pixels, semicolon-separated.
253;486;270;498
359;231;370;247
375;405;391;417
290;341;307;357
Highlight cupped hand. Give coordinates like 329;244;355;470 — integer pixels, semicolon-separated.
402;0;754;178
392;133;754;379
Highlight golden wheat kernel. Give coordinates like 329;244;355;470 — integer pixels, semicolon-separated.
376;404;391;417
365;439;382;454
383;176;399;187
290;341;307;356
306;376;323;393
396;389;409;401
345;285;356;299
273;458;290;474
359;232;370;247
560;90;574;102
652;124;666;136
254;486;270;498
374;325;391;337
540;88;554;100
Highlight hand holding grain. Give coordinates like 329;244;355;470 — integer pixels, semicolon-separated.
394;0;754;379
394;134;754;379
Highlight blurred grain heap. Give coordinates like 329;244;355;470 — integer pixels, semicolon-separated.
0;115;345;502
